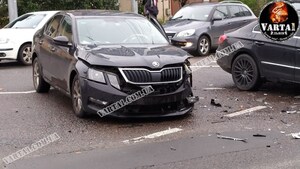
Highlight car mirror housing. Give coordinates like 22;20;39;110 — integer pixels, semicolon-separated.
212;17;223;22
53;36;72;47
171;37;187;47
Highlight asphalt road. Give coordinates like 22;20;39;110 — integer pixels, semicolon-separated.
1;57;300;169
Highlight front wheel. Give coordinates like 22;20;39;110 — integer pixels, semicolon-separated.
197;36;211;56
232;54;261;91
18;43;32;65
33;58;50;93
71;75;87;118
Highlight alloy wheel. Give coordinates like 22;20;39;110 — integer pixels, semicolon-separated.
33;60;40;89
233;58;255;86
22;46;32;64
72;79;83;113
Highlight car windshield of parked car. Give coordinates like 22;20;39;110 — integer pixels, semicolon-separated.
76;17;169;45
172;5;213;21
5;14;46;29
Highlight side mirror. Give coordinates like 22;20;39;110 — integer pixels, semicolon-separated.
168;16;173;21
171;37;187;47
212;17;223;22
53;36;72;47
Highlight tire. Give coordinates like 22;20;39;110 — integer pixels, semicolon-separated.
197;36;211;56
18;43;32;65
71;75;87;118
231;54;261;91
33;58;50;93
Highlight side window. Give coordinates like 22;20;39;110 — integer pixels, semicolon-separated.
213;6;229;19
228;5;244;17
253;24;260;32
241;6;252;16
44;15;63;38
57;16;73;43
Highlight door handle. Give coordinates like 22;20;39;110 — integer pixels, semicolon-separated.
50;46;56;52
243;20;247;22
297;49;300;52
254;41;265;46
227;22;232;25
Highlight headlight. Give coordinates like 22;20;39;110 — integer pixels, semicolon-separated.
107;73;120;90
177;29;195;37
0;38;9;44
88;68;106;83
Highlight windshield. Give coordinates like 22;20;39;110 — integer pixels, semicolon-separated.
172;5;213;21
5;14;46;29
76;17;168;45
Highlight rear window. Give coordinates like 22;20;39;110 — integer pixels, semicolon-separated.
228;5;246;17
241;6;252;16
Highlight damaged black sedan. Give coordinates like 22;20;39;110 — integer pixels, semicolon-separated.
32;10;197;118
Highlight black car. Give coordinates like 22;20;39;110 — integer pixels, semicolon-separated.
163;1;256;56
217;21;300;91
32;10;197;118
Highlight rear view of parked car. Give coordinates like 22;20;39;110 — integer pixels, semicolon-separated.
0;11;57;65
32;10;197;118
217;21;300;91
163;1;256;56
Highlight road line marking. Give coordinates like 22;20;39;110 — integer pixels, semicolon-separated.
190;65;220;68
224;106;268;118
122;128;182;144
203;87;225;90
0;90;36;95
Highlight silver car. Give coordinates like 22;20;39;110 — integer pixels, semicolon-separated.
163;1;256;56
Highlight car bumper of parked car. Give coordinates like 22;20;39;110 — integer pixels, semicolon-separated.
80;78;196;118
172;36;198;52
0;44;18;60
216;48;231;73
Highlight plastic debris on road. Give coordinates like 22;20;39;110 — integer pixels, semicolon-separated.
216;134;247;143
211;99;222;107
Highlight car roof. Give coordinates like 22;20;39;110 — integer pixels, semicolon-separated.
186;1;245;7
27;11;59;15
65;10;142;18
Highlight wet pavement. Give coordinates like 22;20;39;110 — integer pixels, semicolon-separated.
1;57;300;169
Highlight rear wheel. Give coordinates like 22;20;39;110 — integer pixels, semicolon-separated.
33;58;50;93
232;54;261;91
197;36;210;56
18;43;32;65
71;75;87;118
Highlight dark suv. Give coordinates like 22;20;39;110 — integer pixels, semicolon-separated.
163;1;256;56
32;10;197;118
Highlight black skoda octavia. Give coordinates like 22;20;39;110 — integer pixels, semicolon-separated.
32;10;197;118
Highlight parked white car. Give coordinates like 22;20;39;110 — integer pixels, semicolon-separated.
0;11;58;65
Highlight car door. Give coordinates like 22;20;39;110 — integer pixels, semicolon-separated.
293;31;300;82
210;5;231;46
227;5;249;29
252;25;297;82
50;15;75;91
39;14;63;81
147;15;168;40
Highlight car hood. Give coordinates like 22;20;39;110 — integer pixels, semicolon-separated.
78;44;190;69
163;19;210;32
0;28;36;41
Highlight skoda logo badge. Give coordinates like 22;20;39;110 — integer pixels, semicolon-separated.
152;61;160;67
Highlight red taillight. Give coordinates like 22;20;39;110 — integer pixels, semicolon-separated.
218;35;227;44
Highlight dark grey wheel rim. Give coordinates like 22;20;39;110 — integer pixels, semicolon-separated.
199;38;209;54
33;60;40;89
22;46;32;63
233;59;254;86
72;79;82;113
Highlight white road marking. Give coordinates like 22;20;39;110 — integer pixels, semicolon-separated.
224;106;268;118
0;90;36;95
190;65;220;68
203;87;225;90
122;128;182;144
